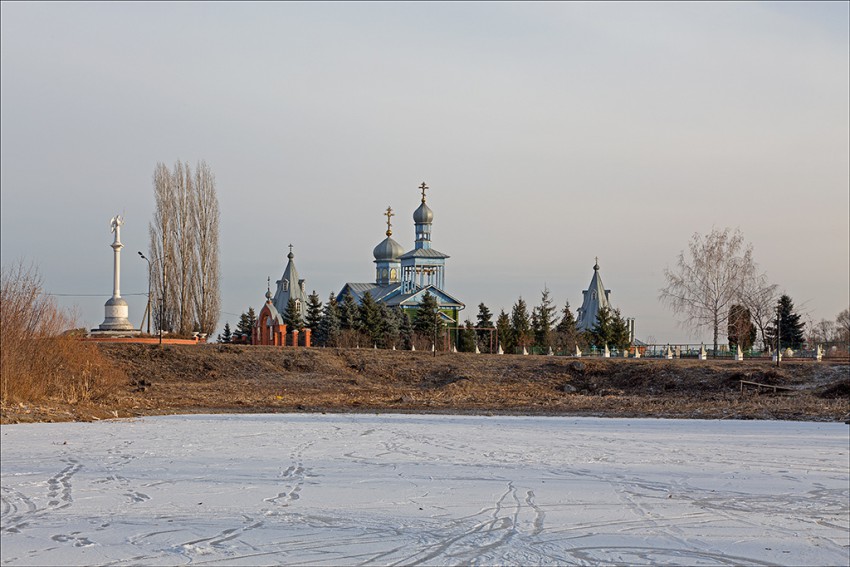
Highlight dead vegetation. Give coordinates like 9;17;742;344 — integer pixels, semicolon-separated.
4;343;846;424
0;262;126;410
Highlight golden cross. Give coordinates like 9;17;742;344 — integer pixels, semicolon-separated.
419;182;429;203
384;206;394;236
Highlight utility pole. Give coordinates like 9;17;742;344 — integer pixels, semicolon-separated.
138;252;151;334
434;311;438;358
776;305;781;368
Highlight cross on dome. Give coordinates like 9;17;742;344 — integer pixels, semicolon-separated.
419;182;429;203
384;206;394;236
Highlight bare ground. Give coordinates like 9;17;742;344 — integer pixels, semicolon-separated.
2;344;848;424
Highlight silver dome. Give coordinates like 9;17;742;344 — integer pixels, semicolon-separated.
373;236;404;261
413;201;433;224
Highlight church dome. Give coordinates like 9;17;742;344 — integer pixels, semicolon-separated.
413;201;433;224
373;235;404;262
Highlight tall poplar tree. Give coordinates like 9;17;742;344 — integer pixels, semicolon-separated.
149;160;221;336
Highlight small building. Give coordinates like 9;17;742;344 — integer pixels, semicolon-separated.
576;259;612;332
253;246;311;346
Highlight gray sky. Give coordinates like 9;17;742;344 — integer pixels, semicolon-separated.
2;1;848;343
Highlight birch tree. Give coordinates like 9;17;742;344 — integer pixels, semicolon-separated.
659;227;758;353
739;270;778;350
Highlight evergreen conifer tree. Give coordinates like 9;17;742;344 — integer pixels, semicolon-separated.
358;291;382;345
510;297;531;351
414;291;440;338
398;308;414;350
236;307;256;342
588;307;614;349
379;303;400;348
768;294;805;350
217;322;233;343
459;319;477;352
339;290;359;331
609;308;632;350
555;301;578;351
317;292;341;347
305;291;323;332
283;297;304;330
496;310;512;353
475;302;494;352
533;287;556;349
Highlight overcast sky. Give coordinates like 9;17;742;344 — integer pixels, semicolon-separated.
2;1;848;343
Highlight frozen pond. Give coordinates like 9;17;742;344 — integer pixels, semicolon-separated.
1;414;848;566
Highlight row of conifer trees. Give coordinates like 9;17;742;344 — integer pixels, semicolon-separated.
220;288;633;352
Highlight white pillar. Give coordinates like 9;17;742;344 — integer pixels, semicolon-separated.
111;217;123;298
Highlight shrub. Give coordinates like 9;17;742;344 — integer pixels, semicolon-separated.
1;261;125;404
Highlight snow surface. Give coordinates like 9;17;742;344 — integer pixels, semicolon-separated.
1;414;848;566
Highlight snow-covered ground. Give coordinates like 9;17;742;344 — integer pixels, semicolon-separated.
1;414;848;566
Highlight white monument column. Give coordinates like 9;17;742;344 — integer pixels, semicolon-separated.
98;215;135;332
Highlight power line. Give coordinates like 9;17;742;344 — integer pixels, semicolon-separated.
47;293;149;297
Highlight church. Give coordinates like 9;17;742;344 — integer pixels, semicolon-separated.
253;245;310;346
253;183;465;346
337;182;465;325
576;258;635;342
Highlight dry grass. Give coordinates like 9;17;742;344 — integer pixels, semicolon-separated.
2;328;847;424
0;261;126;407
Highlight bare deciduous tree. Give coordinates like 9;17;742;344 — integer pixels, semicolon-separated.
191;161;221;335
836;308;850;344
150;163;177;333
149;160;221;336
659;227;759;353
739;270;778;350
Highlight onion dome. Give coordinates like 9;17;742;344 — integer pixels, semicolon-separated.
373;235;404;262
413;201;433;224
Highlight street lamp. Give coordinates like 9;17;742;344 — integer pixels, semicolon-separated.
138;252;151;334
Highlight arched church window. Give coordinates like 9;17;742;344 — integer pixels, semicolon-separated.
283;279;289;291
390;268;397;281
295;300;301;313
592;291;598;300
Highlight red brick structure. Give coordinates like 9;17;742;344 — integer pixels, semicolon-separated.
253;291;311;347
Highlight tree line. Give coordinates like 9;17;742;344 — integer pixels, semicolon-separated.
219;287;634;353
660;226;847;353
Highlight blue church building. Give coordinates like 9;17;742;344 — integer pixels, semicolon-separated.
338;183;465;325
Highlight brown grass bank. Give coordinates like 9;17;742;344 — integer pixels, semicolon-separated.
0;262;126;411
3;343;847;424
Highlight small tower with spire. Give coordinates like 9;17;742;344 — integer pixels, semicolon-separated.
373;206;404;286
272;244;308;319
576;257;612;331
400;182;450;294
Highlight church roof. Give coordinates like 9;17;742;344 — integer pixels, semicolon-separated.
338;283;402;304
383;285;465;310
576;260;612;331
399;247;450;260
261;300;285;326
272;246;308;316
337;283;464;312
